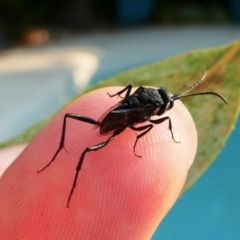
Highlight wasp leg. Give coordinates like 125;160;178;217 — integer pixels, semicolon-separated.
130;124;153;157
107;84;132;99
37;113;100;173
150;116;180;143
66;133;116;208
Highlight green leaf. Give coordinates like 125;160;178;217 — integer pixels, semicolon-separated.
1;40;240;192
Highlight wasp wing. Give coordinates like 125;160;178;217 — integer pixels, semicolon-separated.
100;104;158;135
92;101;123;130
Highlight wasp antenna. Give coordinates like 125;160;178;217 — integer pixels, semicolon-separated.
178;91;228;104
177;70;207;98
171;71;228;104
172;71;207;101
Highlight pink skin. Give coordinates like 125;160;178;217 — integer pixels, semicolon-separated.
0;87;197;239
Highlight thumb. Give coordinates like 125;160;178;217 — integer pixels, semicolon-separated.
0;87;197;239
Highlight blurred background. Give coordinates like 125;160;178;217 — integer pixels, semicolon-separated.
0;0;240;46
0;1;240;239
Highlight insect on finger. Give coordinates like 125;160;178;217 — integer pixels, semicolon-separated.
38;71;228;208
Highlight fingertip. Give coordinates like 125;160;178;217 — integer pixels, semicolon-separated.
66;87;197;235
0;87;197;239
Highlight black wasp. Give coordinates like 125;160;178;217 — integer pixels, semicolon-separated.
38;71;228;208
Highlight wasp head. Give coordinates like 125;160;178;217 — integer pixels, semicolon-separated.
157;88;174;115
